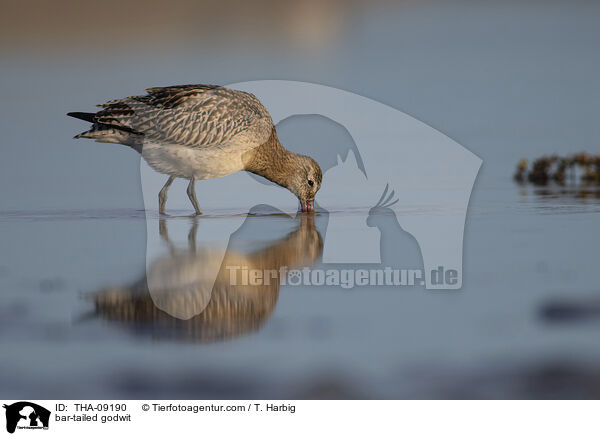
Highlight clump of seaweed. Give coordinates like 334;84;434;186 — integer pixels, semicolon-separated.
514;159;529;182
515;153;600;185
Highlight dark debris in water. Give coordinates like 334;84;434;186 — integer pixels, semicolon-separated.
515;153;600;185
481;362;600;399
539;299;600;323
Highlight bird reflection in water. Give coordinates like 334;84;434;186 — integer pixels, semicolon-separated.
90;208;323;342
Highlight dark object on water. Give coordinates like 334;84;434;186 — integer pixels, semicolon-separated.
515;153;600;185
539;299;600;323
513;158;528;182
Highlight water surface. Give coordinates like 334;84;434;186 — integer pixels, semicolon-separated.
1;0;600;399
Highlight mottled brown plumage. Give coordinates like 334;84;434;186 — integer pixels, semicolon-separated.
243;128;322;211
68;84;322;213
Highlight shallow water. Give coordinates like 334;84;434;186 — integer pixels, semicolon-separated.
1;181;600;399
2;0;600;399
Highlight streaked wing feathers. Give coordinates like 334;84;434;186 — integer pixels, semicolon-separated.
93;85;273;148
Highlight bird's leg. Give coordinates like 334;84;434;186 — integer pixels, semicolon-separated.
159;217;177;255
159;217;169;242
187;177;202;215
158;176;175;215
188;218;198;253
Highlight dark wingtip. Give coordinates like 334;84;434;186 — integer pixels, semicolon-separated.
67;112;96;123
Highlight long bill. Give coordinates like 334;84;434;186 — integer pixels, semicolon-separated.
301;199;315;212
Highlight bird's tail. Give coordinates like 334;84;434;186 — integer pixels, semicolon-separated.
67;111;96;123
67;111;143;152
68;111;98;139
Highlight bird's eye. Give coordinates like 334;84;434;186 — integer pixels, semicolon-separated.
308;179;314;187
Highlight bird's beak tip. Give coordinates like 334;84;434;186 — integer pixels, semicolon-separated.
301;199;315;213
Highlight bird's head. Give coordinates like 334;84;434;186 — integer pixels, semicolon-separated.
287;155;322;212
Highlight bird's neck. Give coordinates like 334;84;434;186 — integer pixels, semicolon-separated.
243;128;297;189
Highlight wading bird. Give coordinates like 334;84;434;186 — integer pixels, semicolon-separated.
68;85;322;214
